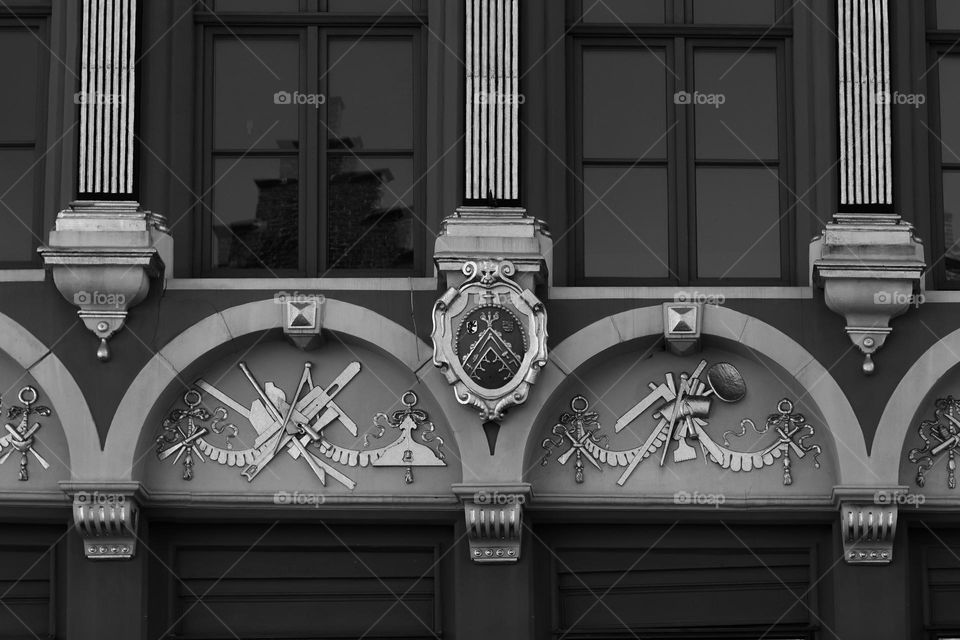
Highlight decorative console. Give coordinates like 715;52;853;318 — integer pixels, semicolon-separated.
453;483;530;564
811;213;925;375
62;482;142;560
833;486;905;564
39;201;171;362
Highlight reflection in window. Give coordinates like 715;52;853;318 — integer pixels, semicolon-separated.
0;26;42;265
203;26;420;274
580;0;665;24
212;156;299;270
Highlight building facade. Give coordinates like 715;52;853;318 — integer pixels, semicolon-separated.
0;0;959;638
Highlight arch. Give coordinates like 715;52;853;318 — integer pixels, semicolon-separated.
102;298;458;479
0;311;99;479
873;326;960;483
523;305;872;485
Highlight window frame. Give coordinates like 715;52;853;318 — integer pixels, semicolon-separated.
194;5;427;277
926;0;960;289
0;14;50;268
566;0;795;286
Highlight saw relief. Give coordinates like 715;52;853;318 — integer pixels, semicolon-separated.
156;361;446;489
541;360;822;486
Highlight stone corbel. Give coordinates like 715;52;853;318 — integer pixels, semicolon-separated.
433;207;552;291
453;483;530;564
61;481;142;560
39;201;171;362
811;213;925;375
833;486;904;564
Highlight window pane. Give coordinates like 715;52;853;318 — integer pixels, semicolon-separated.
0;149;38;263
214;38;300;150
693;0;776;24
940;56;960;162
328;0;421;12
213;0;300;10
0;29;38;140
696;167;780;278
327;39;413;151
583;49;667;159
327;156;415;270
212;157;299;270
943;170;960;281
938;0;960;29
694;49;778;160
583;166;669;278
581;0;665;23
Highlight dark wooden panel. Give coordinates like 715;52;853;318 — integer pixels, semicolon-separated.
0;529;63;640
155;524;446;640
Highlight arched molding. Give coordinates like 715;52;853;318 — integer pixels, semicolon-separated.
873;326;960;482
0;311;98;479
101;298;460;479
522;305;873;485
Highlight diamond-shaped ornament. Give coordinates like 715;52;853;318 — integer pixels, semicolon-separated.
662;302;702;356
283;298;323;350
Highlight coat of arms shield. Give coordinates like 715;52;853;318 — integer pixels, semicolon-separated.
431;260;548;420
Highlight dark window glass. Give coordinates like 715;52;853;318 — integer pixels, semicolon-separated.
213;38;299;150
213;0;300;11
694;49;778;160
943;170;960;280
584;166;670;278
938;0;960;29
693;0;776;24
581;0;665;23
940;55;960;162
0;25;41;266
0;150;39;263
326;39;414;151
696;167;780;278
212;157;299;270
0;30;38;140
327;156;415;269
328;0;421;12
583;49;667;159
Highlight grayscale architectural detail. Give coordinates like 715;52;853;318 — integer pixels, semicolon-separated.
466;0;519;202
811;213;925;374
454;484;528;563
542;365;821;487
66;483;141;560
838;0;891;206
0;387;51;482
78;0;137;196
835;488;903;564
280;292;325;350
662;302;702;356
910;396;960;488
432;259;548;420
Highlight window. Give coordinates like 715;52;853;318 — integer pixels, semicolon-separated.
0;18;47;267
570;0;792;284
929;1;960;285
198;1;424;276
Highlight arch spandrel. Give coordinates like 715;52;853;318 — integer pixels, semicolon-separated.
527;347;838;503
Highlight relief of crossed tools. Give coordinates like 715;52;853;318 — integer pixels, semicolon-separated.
0;388;50;481
236;362;360;488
